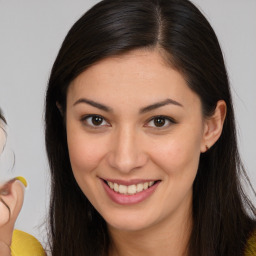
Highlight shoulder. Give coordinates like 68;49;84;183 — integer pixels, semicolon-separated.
244;231;256;256
11;229;46;256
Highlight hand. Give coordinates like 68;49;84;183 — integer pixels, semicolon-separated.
0;177;26;255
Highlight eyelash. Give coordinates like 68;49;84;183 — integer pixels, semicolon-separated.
80;115;177;129
145;115;177;129
81;114;110;128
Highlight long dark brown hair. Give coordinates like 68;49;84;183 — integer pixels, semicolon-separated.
45;0;256;255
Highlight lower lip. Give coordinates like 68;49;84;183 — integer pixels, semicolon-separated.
101;180;160;205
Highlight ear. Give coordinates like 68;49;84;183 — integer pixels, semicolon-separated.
0;179;25;245
201;100;227;153
56;102;63;116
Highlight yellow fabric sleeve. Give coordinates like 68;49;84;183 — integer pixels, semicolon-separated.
10;230;46;256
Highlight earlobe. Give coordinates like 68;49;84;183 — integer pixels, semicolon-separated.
201;100;227;153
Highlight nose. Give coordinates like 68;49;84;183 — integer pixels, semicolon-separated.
107;126;148;173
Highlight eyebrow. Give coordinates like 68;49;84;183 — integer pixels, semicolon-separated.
139;98;183;114
73;98;112;112
73;97;183;113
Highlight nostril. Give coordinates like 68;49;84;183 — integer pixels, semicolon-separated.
107;148;148;173
0;197;11;220
0;184;11;196
0;188;9;196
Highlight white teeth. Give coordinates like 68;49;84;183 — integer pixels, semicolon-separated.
106;181;156;195
108;181;114;189
127;185;137;195
119;185;127;194
114;183;119;192
137;183;144;192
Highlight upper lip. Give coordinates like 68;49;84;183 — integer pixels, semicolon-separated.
100;178;159;186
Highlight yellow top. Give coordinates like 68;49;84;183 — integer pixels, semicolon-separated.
10;230;46;256
9;228;256;256
245;231;256;256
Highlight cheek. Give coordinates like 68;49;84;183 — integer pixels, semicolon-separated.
150;130;202;175
0;128;6;154
67;131;107;176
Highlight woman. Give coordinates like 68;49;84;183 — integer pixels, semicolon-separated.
0;110;26;255
45;0;256;255
0;109;45;256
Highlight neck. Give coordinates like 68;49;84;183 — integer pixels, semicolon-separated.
108;203;192;256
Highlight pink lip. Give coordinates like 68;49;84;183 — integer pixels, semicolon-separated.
101;179;160;205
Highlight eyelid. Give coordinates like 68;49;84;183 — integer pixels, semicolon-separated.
144;115;177;128
80;114;111;128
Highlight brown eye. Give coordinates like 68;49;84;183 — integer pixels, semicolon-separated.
153;117;166;127
91;116;103;126
82;115;110;128
146;115;176;129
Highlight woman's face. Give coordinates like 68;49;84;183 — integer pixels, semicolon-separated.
66;49;207;232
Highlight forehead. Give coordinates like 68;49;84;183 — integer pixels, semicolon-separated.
67;49;200;110
72;49;174;87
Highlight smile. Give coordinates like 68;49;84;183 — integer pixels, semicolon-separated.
101;179;160;205
106;181;156;195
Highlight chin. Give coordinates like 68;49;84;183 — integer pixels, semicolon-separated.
108;220;151;232
103;210;157;232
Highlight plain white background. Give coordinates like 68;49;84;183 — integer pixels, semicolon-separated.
0;0;255;245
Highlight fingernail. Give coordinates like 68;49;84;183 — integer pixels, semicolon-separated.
15;176;28;188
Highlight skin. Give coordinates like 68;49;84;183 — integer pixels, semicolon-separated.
0;120;6;155
0;122;26;255
65;49;226;256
